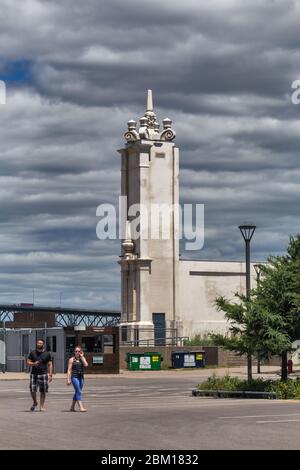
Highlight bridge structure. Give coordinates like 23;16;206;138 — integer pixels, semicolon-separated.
0;304;121;328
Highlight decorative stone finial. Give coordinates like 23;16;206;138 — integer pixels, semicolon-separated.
139;117;149;139
123;90;176;142
162;118;172;129
160;117;176;141
147;89;153;112
144;89;157;131
128;119;137;130
124;120;139;142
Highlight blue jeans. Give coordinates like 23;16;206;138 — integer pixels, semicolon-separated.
71;376;84;401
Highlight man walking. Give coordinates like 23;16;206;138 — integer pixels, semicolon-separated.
27;339;53;412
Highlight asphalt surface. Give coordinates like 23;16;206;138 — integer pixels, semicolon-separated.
0;370;300;450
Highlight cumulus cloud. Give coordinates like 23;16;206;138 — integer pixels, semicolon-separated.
0;0;299;307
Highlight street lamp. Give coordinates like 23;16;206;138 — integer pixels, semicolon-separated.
239;223;256;382
253;263;262;282
253;263;263;374
239;224;256;297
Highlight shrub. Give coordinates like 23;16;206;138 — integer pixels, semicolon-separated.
198;374;300;399
184;334;217;346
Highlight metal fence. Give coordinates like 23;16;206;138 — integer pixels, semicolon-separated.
6;355;27;372
120;327;189;346
0;329;5;372
121;336;189;347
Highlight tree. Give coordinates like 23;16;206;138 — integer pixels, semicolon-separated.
256;235;300;380
211;293;290;383
213;234;300;382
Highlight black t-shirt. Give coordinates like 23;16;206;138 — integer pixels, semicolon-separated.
28;350;52;375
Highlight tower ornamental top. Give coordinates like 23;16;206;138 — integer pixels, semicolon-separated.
146;89;153;112
124;90;176;143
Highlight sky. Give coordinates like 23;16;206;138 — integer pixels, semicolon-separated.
1;0;300;309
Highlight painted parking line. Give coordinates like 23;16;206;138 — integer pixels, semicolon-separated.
14;397;195;405
65;397;195;404
13;390;194;397
257;419;300;424
116;400;268;410
120;400;286;417
12;397;278;408
219;413;300;420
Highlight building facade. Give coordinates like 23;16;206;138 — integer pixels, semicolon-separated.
118;91;256;344
2;326;119;373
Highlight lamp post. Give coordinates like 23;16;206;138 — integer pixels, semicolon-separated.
253;263;263;374
3;320;6;373
253;264;262;282
239;223;256;382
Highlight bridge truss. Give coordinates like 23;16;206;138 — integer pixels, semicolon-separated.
0;304;121;328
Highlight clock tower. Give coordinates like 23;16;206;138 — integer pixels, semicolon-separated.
118;90;180;345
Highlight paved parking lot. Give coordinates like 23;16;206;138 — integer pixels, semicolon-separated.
0;368;300;450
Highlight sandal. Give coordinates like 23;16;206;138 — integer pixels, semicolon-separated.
30;403;37;411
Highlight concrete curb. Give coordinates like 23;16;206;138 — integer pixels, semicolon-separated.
192;389;277;399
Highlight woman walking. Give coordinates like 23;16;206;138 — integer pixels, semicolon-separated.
67;346;88;412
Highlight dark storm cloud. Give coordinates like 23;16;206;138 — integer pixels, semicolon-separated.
0;0;300;307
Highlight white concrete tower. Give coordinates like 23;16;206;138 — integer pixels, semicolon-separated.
118;90;180;345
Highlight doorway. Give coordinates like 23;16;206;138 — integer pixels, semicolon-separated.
152;313;166;346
